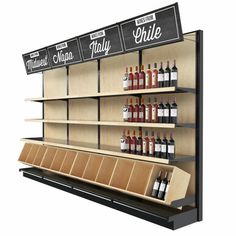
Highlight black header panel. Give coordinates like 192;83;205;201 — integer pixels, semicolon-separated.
120;3;183;51
79;25;123;61
23;49;51;74
48;38;82;68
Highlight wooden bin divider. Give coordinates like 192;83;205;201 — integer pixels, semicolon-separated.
50;148;67;171
60;150;78;174
18;143;33;162
33;145;47;166
40;147;57;168
25;144;40;164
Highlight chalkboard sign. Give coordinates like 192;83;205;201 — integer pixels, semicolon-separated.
23;49;50;74
48;38;82;68
120;3;183;51
79;25;123;61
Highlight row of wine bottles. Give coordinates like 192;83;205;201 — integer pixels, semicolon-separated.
151;171;172;200
123;97;178;123
120;130;175;159
122;60;178;91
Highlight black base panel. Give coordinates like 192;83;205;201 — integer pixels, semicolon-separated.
19;167;197;230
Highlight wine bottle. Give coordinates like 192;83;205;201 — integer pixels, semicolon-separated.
167;133;175;159
164;172;172;200
152;97;158;123
145;64;152;89
123;67;129;90
164;61;170;87
155;132;162;158
145;97;152;123
131;130;137;154
133;66;139;90
170;60;178;87
126;130;131;153
139;65;145;89
136;129;142;155
170;97;178;124
163;99;170;123
128;67;133;90
152;62;158;88
122;98;128;122
149;130;155;157
161;133;168;159
139;98;145;123
158;62;164;88
120;129;126;152
157;171;168;200
142;130;149;156
133;98;139;122
128;98;133;122
151;171;162;197
157;99;164;123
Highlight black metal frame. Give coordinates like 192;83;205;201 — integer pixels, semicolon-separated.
24;30;203;230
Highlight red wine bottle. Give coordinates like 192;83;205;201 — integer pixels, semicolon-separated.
158;62;164;88
133;66;139;90
145;64;152;89
142;130;149;156
151;171;162;197
163;99;170;123
167;133;175;159
126;130;131;153
157;99;164;123
164;61;170;87
170;97;178;124
131;130;137;154
152;62;158;88
136;129;142;155
155;132;162;158
120;129;126;152
128;98;133;122
123;67;129;90
149;130;155;157
170;60;178;87
133;98;139;122
128;67;133;90
139;98;145;123
139;65;145;89
145;97;152;123
152;97;158;123
161;133;168;159
157;171;168;200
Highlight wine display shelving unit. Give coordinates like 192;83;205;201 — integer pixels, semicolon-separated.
19;3;203;230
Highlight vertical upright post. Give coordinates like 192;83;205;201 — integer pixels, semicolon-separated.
42;72;44;140
66;66;69;144
97;59;101;149
196;30;203;221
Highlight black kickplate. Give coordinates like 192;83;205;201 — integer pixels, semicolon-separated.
19;167;197;230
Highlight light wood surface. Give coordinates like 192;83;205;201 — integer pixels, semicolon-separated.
44;101;67;120
60;150;77;174
25;144;40;164
44;68;67;97
18;143;32;162
33;146;47;165
50;149;67;171
40;147;57;168
44;123;67;140
70;152;90;177
69;62;98;96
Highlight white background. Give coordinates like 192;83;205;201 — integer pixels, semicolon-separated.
0;0;235;235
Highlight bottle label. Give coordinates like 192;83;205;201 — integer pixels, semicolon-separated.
164;73;169;81
128;111;132;119
153;181;160;190
168;145;175;154
137;144;141;152
149;142;154;154
158;73;164;82
155;143;161;152
128;79;132;87
123;108;128;119
131;143;135;151
139;111;143;119
133;79;138;86
139;78;144;86
161;144;166;153
143;141;147;153
171;108;177;117
145;107;149;120
152;73;157;86
152;107;156;121
171;72;178;81
158;108;164;117
145;74;150;86
120;138;126;150
164;108;169;117
133;111;137;119
159;182;166;192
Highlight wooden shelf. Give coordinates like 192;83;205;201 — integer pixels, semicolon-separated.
25;118;195;128
25;87;196;102
21;137;195;164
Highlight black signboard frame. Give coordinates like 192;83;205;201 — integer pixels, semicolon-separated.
78;24;124;61
47;37;82;69
119;3;183;52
